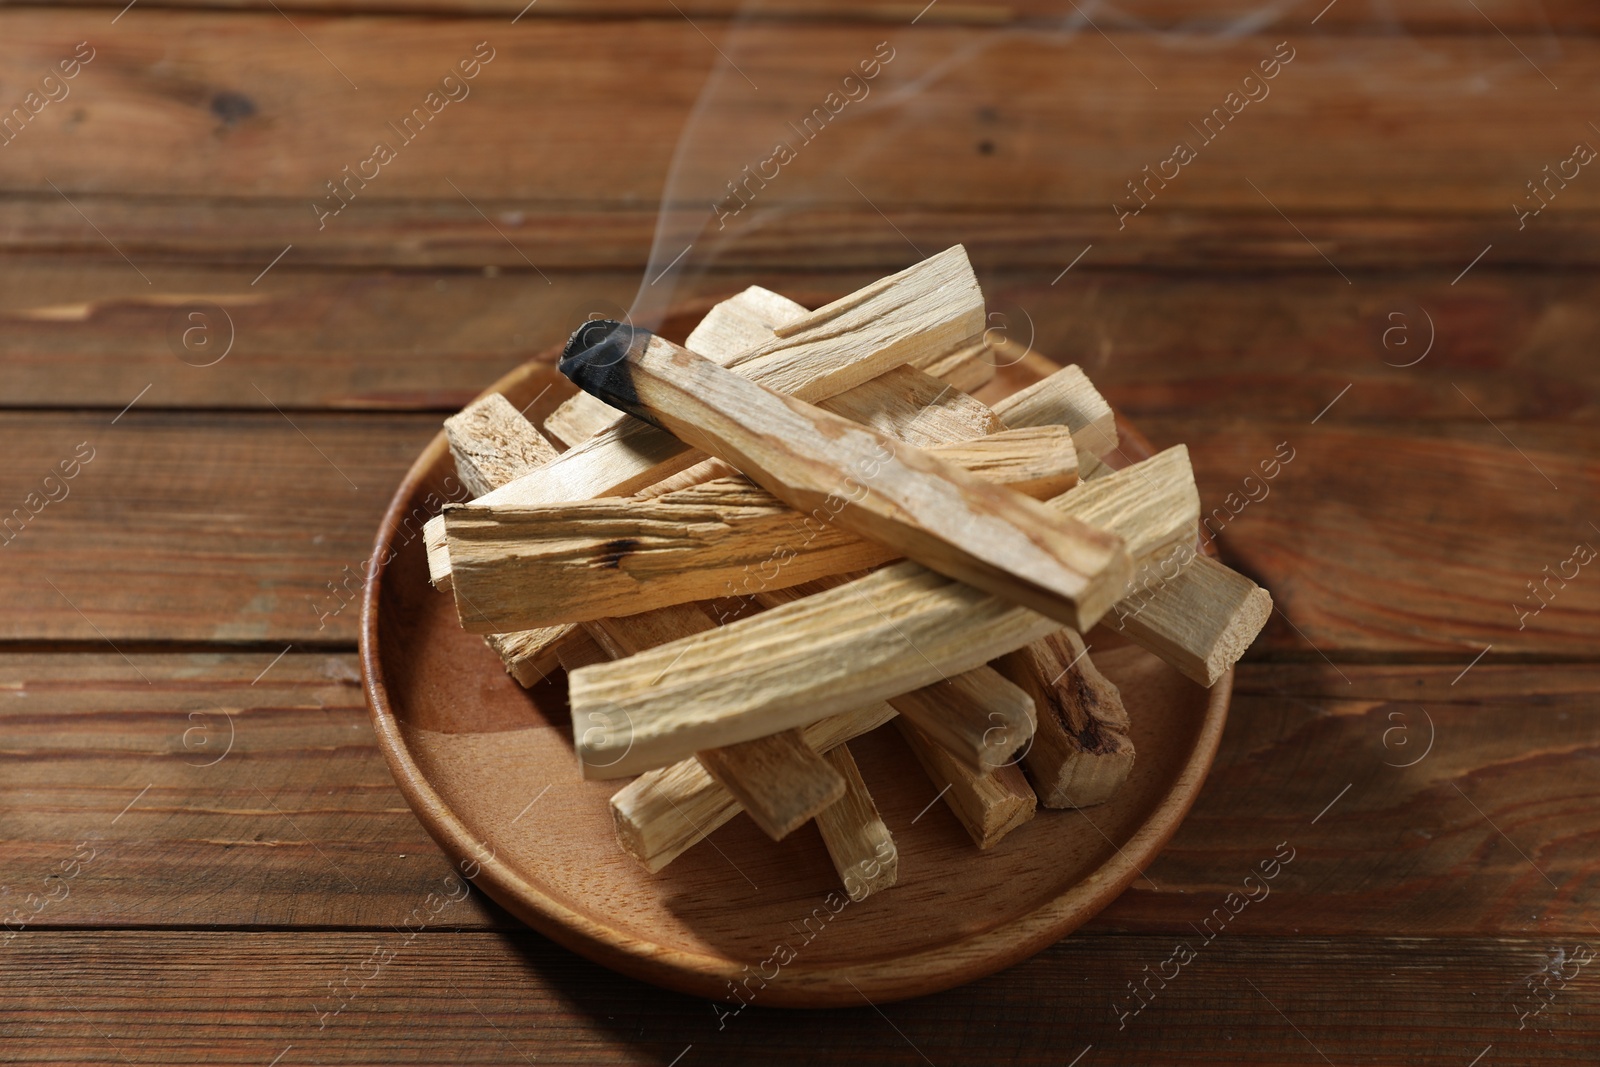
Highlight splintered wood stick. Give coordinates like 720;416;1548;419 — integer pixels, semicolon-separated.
438;394;583;685
583;602;845;841
426;247;986;586
544;286;809;448
895;719;1036;849
568;447;1197;777
445;425;1078;633
559;328;1130;630
990;365;1272;685
993;629;1133;808
815;745;898;901
991;364;1119;462
610;699;898;873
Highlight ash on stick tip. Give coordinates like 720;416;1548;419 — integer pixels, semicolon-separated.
558;318;652;420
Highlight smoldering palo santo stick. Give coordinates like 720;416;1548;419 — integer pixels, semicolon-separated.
557;321;1130;631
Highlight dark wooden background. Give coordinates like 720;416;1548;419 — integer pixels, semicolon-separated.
2;1;1597;1063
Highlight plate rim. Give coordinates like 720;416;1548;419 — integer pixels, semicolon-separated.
361;341;1232;1008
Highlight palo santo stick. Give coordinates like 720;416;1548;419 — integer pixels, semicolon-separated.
569;448;1197;777
820;364;1000;447
427;247;986;585
611;699;898;873
815;745;898;901
584;603;846;842
445;394;560;498
991;364;1118;461
559;327;1129;630
1103;551;1273;687
753;582;1036;777
629;364;997;500
446;425;1078;632
886;668;1035;774
993;629;1133;808
991;365;1272;685
913;338;995;394
895;718;1036;849
544;287;809;448
439;394;581;685
696;733;844;842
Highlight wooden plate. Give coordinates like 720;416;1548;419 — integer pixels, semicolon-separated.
360;303;1231;1008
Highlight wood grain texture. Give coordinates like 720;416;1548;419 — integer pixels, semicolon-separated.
995;629;1136;809
2;19;1599;271
894;718;1036;849
2;655;1597;937
4;0;1589;30
563;330;1129;628
563;448;1199;770
5;267;1599;422
2;931;1597;1064
813;744;898;903
586;602;848;841
444;425;1077;632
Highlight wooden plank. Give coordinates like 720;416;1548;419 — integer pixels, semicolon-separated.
3;19;1600;268
1;931;1596;1063
445;425;1077;631
5;266;1599;420
1133;418;1600;658
3;0;1589;31
0;411;442;644
3;654;1598;936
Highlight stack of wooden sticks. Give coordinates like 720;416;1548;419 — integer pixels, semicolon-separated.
421;246;1272;900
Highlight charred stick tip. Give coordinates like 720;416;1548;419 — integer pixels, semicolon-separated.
558;319;655;425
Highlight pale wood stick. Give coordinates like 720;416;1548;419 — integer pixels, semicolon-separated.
438;394;582;685
445;394;560;498
485;628;574;687
991;364;1119;461
629;363;998;499
610;699;898;873
583;603;846;842
752;582;1036;778
993;629;1134;808
895;718;1036;849
819;364;1000;447
569;447;1197;778
1103;549;1273;687
991;367;1272;686
544;286;809;448
696;734;844;842
553;629;612;673
913;338;995;394
445;425;1078;633
559;329;1130;630
815;745;898;901
886;668;1035;775
427;247;986;585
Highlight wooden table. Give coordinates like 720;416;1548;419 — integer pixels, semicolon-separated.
3;2;1596;1063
